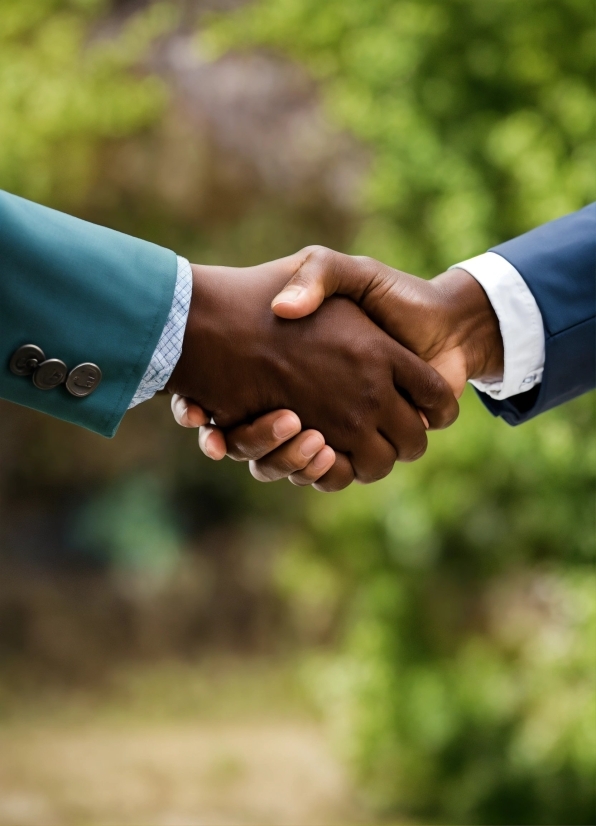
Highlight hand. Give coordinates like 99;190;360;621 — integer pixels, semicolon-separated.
271;247;504;398
166;255;459;487
171;247;502;490
171;396;339;489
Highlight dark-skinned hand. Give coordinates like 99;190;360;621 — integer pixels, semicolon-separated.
172;247;503;491
166;253;459;489
271;247;504;396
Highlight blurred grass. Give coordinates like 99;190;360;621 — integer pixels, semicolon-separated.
0;658;368;826
0;656;318;727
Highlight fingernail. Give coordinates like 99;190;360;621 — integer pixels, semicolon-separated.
419;411;430;429
300;433;324;458
272;287;304;306
205;432;219;459
313;447;333;470
273;414;299;439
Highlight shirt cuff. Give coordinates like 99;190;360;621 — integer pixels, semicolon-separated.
128;256;193;408
451;251;545;400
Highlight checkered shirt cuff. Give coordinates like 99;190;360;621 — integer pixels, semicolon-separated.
128;256;193;408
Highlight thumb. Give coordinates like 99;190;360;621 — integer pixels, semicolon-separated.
271;246;356;319
271;262;326;319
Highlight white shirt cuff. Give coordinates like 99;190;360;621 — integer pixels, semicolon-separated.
451;252;545;400
129;256;193;408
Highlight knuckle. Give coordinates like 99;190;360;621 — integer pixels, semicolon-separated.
288;473;313;487
290;459;326;486
250;455;299;482
352;444;396;484
421;370;451;409
439;398;460;429
249;461;274;483
230;417;285;460
276;454;304;475
354;463;393;485
228;437;262;462
261;449;308;478
353;254;376;272
313;476;351;492
306;245;336;274
312;460;354;492
300;244;325;257
400;432;428;463
307;244;331;261
340;409;367;439
420;377;459;430
360;378;384;416
227;447;251;462
289;245;334;289
336;377;385;441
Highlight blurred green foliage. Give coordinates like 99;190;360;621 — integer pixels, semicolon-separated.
204;0;594;274
73;475;183;578
288;393;595;824
203;1;596;822
0;0;174;206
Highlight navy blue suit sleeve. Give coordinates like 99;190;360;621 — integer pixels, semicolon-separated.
475;203;596;425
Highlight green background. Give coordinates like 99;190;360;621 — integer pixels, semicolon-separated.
0;1;594;823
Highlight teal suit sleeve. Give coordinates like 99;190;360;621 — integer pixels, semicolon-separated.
0;190;178;436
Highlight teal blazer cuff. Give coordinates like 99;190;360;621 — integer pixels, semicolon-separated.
0;191;178;436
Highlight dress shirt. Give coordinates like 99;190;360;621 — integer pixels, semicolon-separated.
132;250;546;408
129;256;192;408
452;252;546;399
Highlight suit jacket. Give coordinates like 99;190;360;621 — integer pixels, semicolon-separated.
477;203;596;425
0;190;177;436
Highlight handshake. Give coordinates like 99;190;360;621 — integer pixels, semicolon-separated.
167;247;504;491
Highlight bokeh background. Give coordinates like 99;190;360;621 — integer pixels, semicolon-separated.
0;0;594;824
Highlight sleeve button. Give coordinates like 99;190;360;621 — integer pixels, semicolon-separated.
32;359;68;390
66;363;102;397
9;344;46;376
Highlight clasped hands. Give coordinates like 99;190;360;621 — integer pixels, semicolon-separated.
167;247;504;492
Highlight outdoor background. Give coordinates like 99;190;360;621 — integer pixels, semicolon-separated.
0;0;594;824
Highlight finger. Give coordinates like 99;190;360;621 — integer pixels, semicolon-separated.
378;394;429;464
225;410;302;462
287;446;336;486
390;341;459;430
349;431;398;485
271;246;377;319
198;425;227;461
171;394;210;428
312;452;356;492
249;430;325;482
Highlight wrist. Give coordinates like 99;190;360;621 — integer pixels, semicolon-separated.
431;268;504;384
